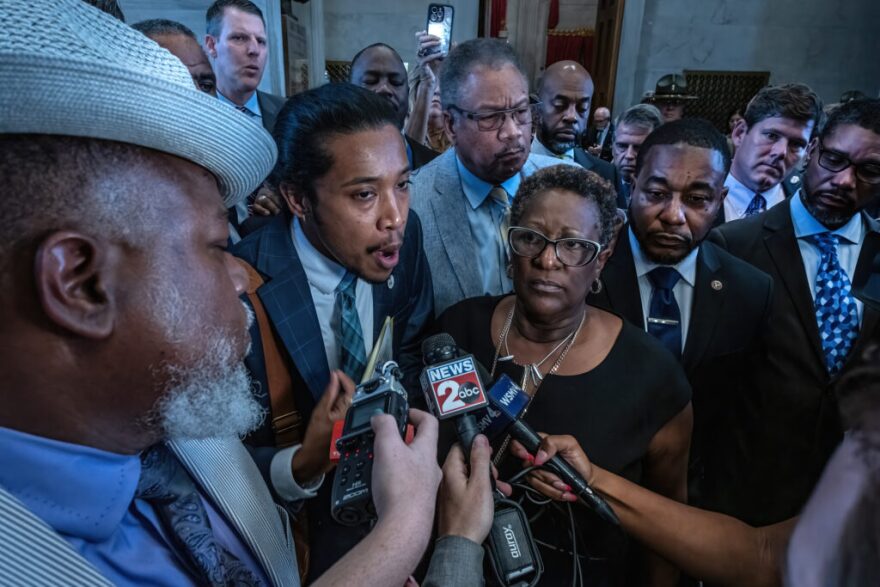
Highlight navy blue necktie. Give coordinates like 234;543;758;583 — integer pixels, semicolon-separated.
744;193;767;217
809;233;860;375
335;271;367;381
137;445;263;586
647;267;682;359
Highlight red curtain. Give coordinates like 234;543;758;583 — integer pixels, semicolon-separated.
546;30;593;69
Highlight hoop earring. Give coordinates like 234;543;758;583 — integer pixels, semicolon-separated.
590;279;603;294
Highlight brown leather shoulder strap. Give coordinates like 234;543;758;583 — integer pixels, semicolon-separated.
237;258;304;448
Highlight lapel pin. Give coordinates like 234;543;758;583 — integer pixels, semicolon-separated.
711;279;723;291
387;275;395;290
790;175;800;184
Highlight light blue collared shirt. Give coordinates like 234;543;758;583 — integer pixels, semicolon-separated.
723;172;785;222
456;156;522;296
290;217;374;371
530;136;574;161
0;427;269;586
790;190;865;323
629;226;700;353
217;90;262;120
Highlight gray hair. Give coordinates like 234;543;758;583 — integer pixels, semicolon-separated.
439;38;526;109
615;103;664;135
132;19;197;40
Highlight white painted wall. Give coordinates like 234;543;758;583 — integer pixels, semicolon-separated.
614;0;880;113
119;0;286;95
322;0;478;63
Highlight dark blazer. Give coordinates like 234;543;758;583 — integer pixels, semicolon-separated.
590;232;773;508
406;134;440;169
257;90;286;134
232;209;433;579
573;147;625;208
587;123;614;161
708;198;880;524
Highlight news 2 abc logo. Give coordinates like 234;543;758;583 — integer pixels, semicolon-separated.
427;357;486;417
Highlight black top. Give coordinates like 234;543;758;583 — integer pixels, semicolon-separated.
438;295;692;585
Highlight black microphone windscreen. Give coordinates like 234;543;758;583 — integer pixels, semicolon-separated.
422;333;458;365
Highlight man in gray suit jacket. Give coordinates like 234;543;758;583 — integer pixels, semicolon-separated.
411;38;572;315
0;2;494;585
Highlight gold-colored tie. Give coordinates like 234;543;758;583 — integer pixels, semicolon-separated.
489;186;511;252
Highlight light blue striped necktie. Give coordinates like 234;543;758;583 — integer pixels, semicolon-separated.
335;271;367;381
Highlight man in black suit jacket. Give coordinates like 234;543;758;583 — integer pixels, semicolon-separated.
532;60;623;207
709;98;880;525
586;106;613;161
234;84;434;580
591;119;774;511
350;43;439;170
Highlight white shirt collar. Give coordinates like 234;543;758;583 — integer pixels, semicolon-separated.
723;172;784;219
290;216;347;295
628;226;699;287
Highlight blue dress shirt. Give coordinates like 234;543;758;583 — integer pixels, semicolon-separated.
790;190;865;323
217;90;263;120
456;156;521;295
0;427;269;586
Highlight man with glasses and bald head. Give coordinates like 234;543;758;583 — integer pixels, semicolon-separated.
410;38;572;315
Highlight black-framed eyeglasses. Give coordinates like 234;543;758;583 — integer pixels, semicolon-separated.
448;103;539;132
816;141;880;185
507;226;602;267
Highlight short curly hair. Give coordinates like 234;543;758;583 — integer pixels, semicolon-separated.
510;164;618;246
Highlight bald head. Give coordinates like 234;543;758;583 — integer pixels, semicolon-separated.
536;61;595;155
350;43;409;128
593;107;611;130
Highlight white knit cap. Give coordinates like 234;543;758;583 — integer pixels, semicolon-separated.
0;0;278;207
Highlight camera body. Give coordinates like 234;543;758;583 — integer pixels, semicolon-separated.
330;361;408;526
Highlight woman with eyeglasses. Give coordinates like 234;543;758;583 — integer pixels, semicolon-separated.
436;164;692;586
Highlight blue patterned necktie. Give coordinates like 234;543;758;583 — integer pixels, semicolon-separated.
809;233;860;375
647;267;683;359
136;445;263;587
744;193;767;217
335;271;367;381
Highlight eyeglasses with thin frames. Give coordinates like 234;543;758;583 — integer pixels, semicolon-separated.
507;226;602;267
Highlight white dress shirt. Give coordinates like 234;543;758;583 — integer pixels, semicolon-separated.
290;217;374;372
790;191;865;323
723;172;786;222
629;227;700;353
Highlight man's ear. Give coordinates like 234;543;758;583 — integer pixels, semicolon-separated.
204;34;218;59
34;231;114;339
805;137;819;164
443;111;457;145
731;118;748;148
279;183;308;219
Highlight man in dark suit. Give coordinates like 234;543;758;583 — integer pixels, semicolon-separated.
586;106;613;161
532;60;623;206
590;119;774;510
233;83;434;580
350;43;439;170
717;83;822;225
709;98;880;525
609;103;664;206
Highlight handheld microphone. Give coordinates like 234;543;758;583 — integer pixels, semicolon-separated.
488;375;620;526
420;333;489;458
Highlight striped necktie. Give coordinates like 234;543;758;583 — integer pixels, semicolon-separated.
335;271;367;381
